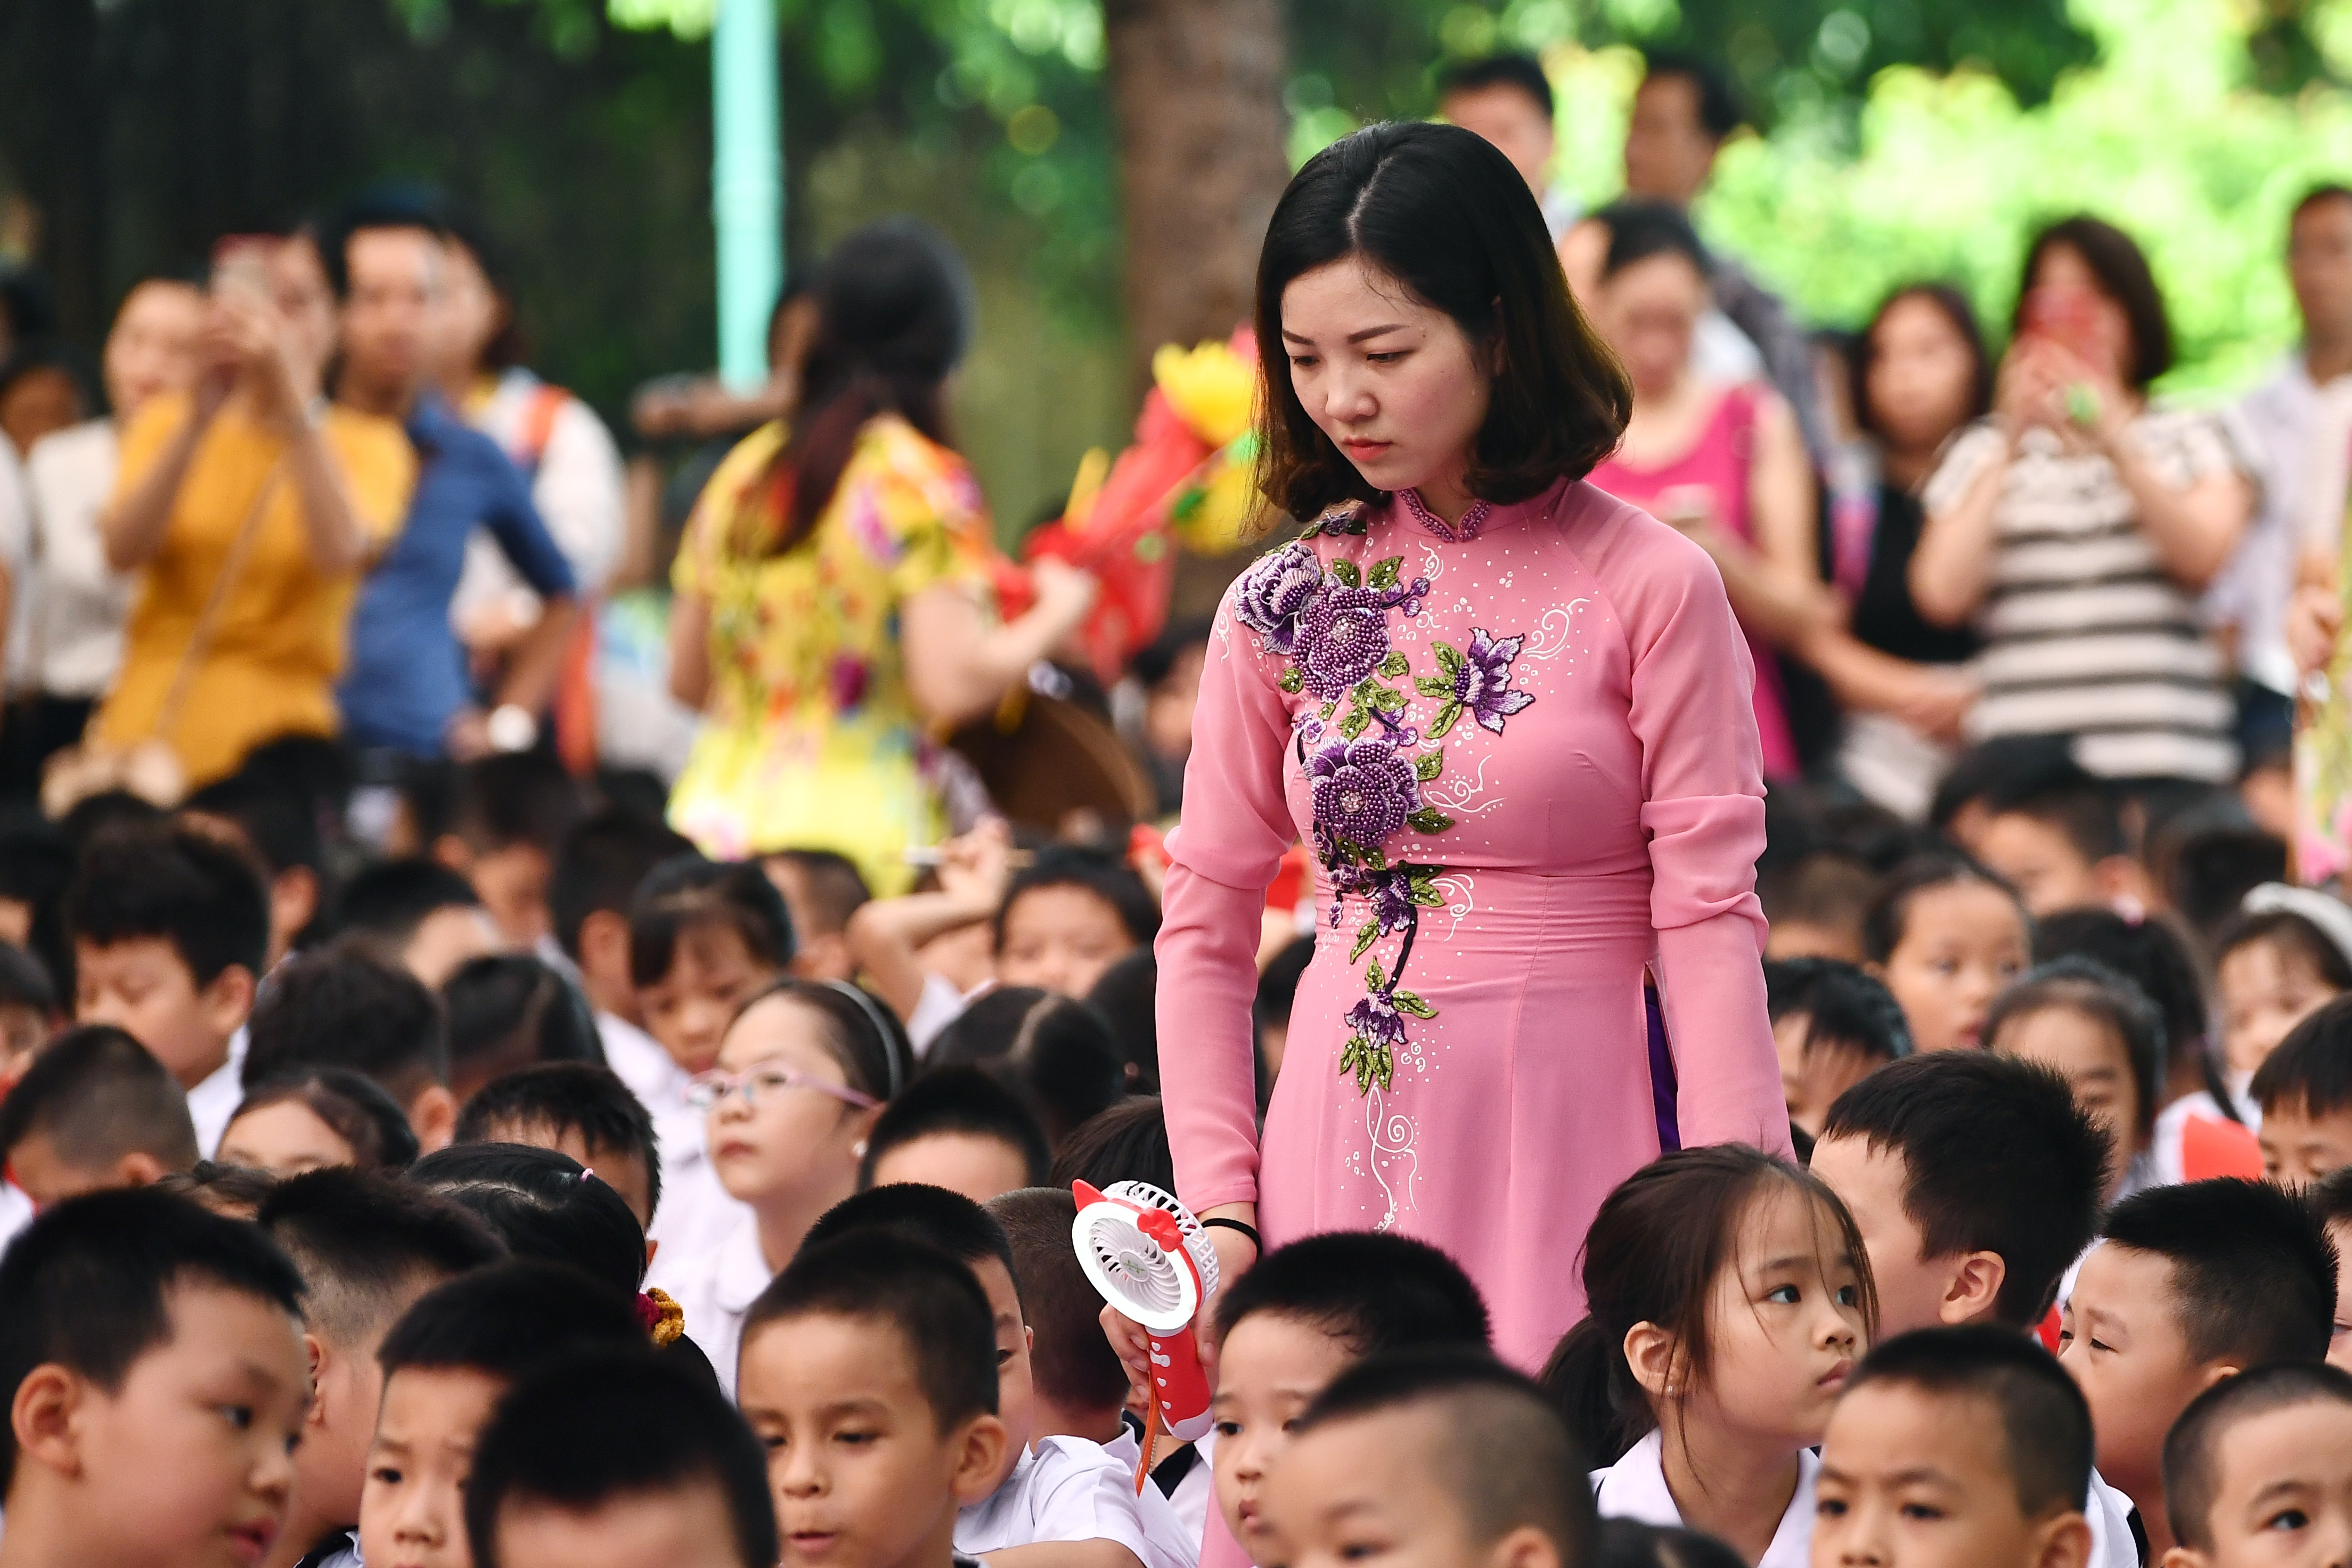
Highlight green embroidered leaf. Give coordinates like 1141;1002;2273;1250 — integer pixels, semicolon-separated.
1338;706;1371;739
1319;700;1337;721
1408;879;1446;908
1364;847;1388;871
1414;674;1455;698
1406;807;1455;834
1379;651;1411;679
1414;752;1444;781
1366;960;1386;990
1368;556;1403;590
1377;1048;1394;1092
1329;559;1362;588
1350;921;1378;961
1369;685;1407;712
1427;703;1463;740
1393;990;1438;1019
1277;666;1303;693
1433;641;1464;675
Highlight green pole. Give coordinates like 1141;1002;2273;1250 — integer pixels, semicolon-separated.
711;0;781;390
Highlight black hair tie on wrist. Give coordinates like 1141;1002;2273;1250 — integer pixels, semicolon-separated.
1199;1216;1261;1251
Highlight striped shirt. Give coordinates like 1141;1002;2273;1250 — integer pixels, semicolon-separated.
1924;413;2244;783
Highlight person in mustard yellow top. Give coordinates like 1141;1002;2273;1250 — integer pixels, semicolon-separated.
665;218;1096;894
92;228;414;788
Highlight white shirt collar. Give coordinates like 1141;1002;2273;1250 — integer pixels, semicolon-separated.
186;1026;249;1159
1592;1430;1819;1568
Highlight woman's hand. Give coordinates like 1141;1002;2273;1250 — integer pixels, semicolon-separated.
1993;339;2064;436
205;293;305;436
1100;1204;1259;1408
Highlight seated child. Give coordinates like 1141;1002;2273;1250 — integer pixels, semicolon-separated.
862;1066;1051;1204
1985;959;2167;1204
650;978;906;1391
0;1187;309;1568
1814;1327;2094;1568
255;1169;504;1568
2060;1178;2337;1557
736;1231;1010;1568
987;1188;1128;1448
183;767;330;969
1550;1146;1867;1568
462;1348;776;1568
0;1024;198;1205
358;1259;654;1568
63;821;269;1154
2209;887;2352;1124
2033;908;2235;1152
453;1060;663;1231
1763;958;1909;1138
333;859;505;988
802;1182;1185;1568
928;990;1125;1147
848;820;1015;1050
2252;995;2352;1189
424;753;587;953
1861;855;2030;1054
765;847;872;984
2304;1167;2352;1372
242;949;460;1152
220;1067;421;1175
440;953;602;1101
992;848;1159;1003
1759;851;1875;964
1973;765;2146;918
1211;1232;1493;1564
1259;1350;1594;1568
2160;1361;2352;1568
545;810;693;1101
1049;1098;1175;1195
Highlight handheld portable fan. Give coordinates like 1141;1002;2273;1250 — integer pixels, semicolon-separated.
1071;1179;1220;1443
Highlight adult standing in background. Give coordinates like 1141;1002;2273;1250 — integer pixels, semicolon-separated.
1438;54;1578;242
666;218;1096;894
327;195;580;763
91;235;414;789
1911;215;2252;786
3;276;203;794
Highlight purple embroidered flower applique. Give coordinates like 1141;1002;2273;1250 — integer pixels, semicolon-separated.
1232;542;1324;655
1417;626;1536;738
1308;733;1421;851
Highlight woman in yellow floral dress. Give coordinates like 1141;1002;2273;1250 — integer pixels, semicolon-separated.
666;219;1096;894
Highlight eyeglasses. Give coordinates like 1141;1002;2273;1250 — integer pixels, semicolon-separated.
686;1064;879;1113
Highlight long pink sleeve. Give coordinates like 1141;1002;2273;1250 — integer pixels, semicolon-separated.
1603;517;1793;1155
1156;601;1300;1213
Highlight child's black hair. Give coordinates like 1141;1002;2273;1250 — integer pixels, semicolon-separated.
157;1159;282;1216
406;1142;650;1295
992;845;1161;951
2214;907;2352;994
1543;1145;1874;1465
256;1167;504;1347
1985;957;2166;1141
732;978;912;1105
377;1257;649;1379
860;1066;1050;1191
1859;853;2026;966
741;1231;1000;1431
2163;1361;2352;1552
0;1187;306;1491
987;1187;1127;1416
0;820;75;999
1048;1096;1176;1194
1843;1326;2092;1521
1764;957;1911;1064
1255;936;1313;1036
454;1063;663;1221
2101;1178;2337;1368
448;752;587;855
1297;1349;1595;1562
548;810;695;962
2165;828;2290;945
230;1067;422;1172
63;821;269;986
2308;1164;2352;1229
2251;994;2352;1120
927;987;1124;1145
0;1024;198;1174
0;941;59;1016
1212;1231;1492;1354
334;858;484;946
764;848;872;937
2034;909;2209;1073
1820;1052;2110;1327
1926;735;2083;834
464;1350;777;1568
1086;948;1159;1092
441;954;602;1091
1982;762;2125;864
627;856;795;987
1757;852;1877;949
1595;1520;1746;1568
185;770;326;880
243;949;449;1104
801;1181;1021;1308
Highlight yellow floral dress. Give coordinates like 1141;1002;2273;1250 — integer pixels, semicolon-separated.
666;414;997;893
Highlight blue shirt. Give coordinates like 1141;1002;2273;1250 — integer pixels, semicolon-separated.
339;395;576;755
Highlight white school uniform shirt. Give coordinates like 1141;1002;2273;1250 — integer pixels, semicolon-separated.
18;418;134;698
186;1026;250;1159
1101;1427;1205;1568
1164;1429;1214;1554
597;1009;675;1108
0;1181;31;1255
2085;1468;2142;1568
1591;1430;1817;1568
622;1022;758;1285
957;1436;1161;1566
654;1204;774;1399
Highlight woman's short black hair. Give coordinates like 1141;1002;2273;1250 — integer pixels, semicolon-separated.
2016;215;2173;389
1853;283;1993;442
1252;120;1630;524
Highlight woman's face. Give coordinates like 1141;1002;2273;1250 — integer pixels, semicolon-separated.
2029;243;2135;386
1595;251;1705;398
1865;295;1977;455
1280;255;1491;500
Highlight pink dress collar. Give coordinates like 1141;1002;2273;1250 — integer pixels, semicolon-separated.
1397;487;1492;542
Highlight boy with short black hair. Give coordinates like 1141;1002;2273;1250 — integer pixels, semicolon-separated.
0;1187;311;1568
1257;1350;1591;1568
243;947;460;1153
2252;994;2352;1188
183;768;330;969
862;1066;1051;1204
547;808;693;1102
1765;957;1910;1138
766;846;872;984
2160;1361;2352;1568
453;1059;664;1230
736;1231;1011;1568
1815;1327;2094;1568
255;1167;505;1568
992;847;1159;1003
1974;766;2145;919
464;1349;777;1568
0;1024;198;1205
2062;1179;2340;1556
334;858;502;988
428;753;589;953
64;820;270;1154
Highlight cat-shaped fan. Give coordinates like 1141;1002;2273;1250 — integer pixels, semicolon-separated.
1071;1179;1220;1442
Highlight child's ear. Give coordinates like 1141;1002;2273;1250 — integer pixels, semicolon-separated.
12;1364;90;1480
1622;1321;1681;1403
199;964;258;1037
113;1152;168;1188
1937;1251;2008;1325
303;1334;331;1428
408;1086;460;1154
2033;1512;2095;1568
1481;1525;1562;1568
2200;1362;2242;1393
429;835;475;876
2159;1545;2209;1568
952;1413;1010;1505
